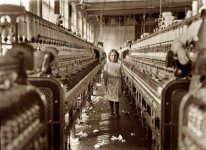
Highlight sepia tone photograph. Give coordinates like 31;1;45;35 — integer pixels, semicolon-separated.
0;0;206;150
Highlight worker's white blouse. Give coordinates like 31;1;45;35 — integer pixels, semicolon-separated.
103;61;122;102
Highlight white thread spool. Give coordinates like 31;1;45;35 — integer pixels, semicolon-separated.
192;0;199;16
65;113;69;124
202;0;206;6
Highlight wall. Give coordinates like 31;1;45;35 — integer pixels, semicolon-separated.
94;25;135;54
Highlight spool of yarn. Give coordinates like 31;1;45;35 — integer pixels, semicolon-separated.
202;0;206;6
192;0;199;16
185;10;192;18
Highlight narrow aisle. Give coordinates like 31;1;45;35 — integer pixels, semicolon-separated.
71;81;150;150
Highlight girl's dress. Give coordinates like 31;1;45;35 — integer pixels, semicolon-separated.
103;61;122;102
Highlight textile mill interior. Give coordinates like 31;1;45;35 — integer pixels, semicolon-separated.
1;0;206;150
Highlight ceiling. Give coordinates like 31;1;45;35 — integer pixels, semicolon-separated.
79;0;193;22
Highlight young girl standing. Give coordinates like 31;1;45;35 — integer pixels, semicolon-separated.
103;49;123;117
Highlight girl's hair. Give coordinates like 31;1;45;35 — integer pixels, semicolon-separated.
108;49;119;62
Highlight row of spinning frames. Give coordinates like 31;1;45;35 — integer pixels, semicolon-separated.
119;12;206;150
0;4;106;150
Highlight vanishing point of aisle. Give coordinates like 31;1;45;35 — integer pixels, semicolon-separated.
70;80;151;150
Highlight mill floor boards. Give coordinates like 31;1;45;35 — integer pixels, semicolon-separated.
70;81;151;150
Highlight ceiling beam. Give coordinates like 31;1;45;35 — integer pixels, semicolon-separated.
86;0;192;11
84;0;192;26
87;6;190;16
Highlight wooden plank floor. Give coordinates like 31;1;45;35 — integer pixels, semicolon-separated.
70;81;151;150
